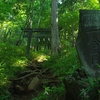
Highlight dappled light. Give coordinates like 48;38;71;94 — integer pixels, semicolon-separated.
36;55;48;62
0;0;100;100
12;57;28;67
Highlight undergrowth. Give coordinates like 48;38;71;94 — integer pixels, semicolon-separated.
34;47;80;100
0;42;80;100
43;47;80;77
32;83;65;100
0;43;27;100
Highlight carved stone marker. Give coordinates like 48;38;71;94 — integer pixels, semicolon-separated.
76;10;100;78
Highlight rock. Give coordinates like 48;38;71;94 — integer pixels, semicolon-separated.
63;69;99;100
27;76;40;91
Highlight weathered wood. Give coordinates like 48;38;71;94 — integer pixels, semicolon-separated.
22;28;51;32
27;31;32;55
22;28;51;55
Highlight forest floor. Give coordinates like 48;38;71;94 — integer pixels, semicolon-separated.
9;60;62;100
8;58;99;100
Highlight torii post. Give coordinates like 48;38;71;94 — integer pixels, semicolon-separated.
22;28;33;56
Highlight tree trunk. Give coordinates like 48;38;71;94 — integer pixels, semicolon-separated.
51;0;60;55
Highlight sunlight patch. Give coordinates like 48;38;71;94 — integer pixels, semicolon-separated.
13;58;27;67
37;55;47;62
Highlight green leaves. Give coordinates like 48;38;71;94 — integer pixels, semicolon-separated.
43;48;79;77
88;77;95;87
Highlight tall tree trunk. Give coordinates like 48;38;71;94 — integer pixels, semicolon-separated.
51;0;60;55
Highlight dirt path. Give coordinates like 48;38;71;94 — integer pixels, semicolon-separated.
9;60;61;100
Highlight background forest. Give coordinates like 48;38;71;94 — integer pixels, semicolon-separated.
0;0;100;100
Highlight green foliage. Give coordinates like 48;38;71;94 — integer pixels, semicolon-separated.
79;77;100;100
43;48;80;77
0;0;100;100
32;83;65;100
0;43;26;66
38;47;80;100
0;86;12;100
0;43;27;100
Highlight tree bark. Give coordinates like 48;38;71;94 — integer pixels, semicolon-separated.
51;0;60;55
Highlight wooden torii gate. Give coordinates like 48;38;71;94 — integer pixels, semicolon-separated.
22;28;51;55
